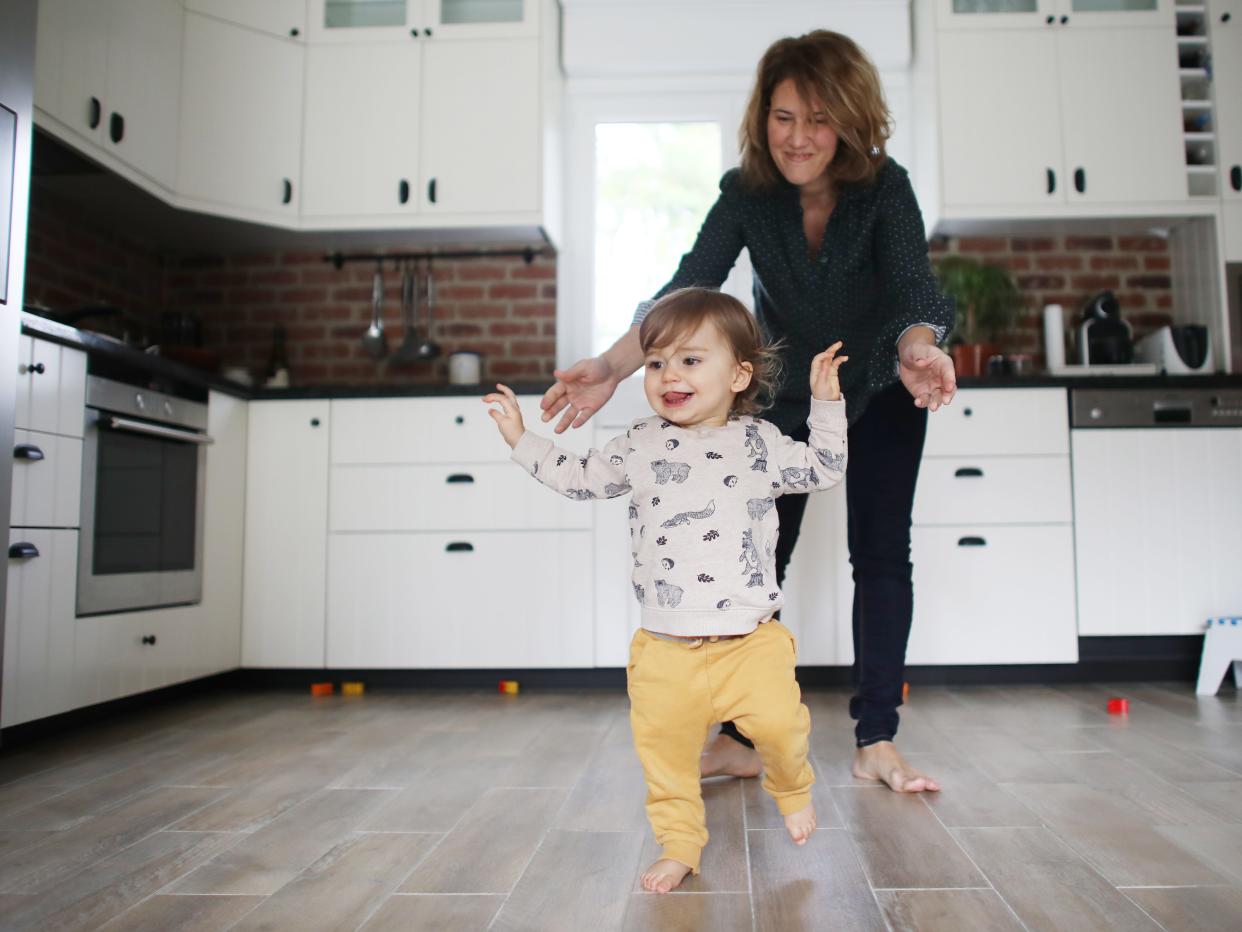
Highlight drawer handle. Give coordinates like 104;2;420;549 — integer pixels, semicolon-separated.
957;536;987;548
141;634;157;646
14;444;45;461
445;542;474;553
9;542;40;559
446;473;475;484
954;467;983;478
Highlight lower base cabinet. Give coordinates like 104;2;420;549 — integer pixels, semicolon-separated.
327;530;593;668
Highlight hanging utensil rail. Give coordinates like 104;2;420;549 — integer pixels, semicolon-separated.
325;246;549;269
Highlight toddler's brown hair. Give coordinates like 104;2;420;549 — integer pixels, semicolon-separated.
639;288;783;417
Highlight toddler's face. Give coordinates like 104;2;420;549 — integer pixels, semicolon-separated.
642;320;752;429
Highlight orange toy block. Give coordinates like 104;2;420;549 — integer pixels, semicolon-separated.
498;679;520;695
310;682;334;697
902;682;910;700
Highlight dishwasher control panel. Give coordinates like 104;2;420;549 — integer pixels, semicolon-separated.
1071;388;1242;428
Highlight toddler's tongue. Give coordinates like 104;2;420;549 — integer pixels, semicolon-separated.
663;391;692;406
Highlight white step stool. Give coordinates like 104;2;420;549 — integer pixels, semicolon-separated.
1196;617;1242;696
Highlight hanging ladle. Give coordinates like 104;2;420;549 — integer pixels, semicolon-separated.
392;259;422;364
414;259;441;361
361;260;388;360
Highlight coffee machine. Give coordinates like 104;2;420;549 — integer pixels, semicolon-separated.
1077;291;1133;365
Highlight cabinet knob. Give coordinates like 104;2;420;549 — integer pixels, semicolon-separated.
1046;168;1056;194
962;407;973;418
1231;165;1241;192
1060;14;1068;24
454;415;464;425
109;111;124;144
310;417;321;427
1223;12;1232;23
289;26;300;36
1046;14;1054;24
410;27;419;37
14;444;45;461
141;634;157;646
8;542;40;559
88;96;102;129
1073;167;1086;193
22;361;46;375
424;27;433;36
399;179;410;204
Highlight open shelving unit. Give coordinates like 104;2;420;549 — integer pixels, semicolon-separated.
1176;1;1219;196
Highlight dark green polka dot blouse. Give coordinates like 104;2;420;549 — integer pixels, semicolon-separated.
634;158;955;433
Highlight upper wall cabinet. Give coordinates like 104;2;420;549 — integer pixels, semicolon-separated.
937;0;1173;29
1210;0;1242;258
177;13;306;224
309;0;539;41
185;0;308;39
34;0;183;192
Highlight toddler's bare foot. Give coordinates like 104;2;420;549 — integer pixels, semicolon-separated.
641;858;692;894
699;732;762;779
783;802;817;845
852;741;941;793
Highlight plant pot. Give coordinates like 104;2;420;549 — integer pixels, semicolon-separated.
951;342;1000;378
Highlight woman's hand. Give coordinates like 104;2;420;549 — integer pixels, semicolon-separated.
539;356;619;434
898;339;956;411
483;383;526;448
810;341;848;401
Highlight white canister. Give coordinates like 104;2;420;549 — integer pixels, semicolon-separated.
448;351;482;385
1042;304;1065;372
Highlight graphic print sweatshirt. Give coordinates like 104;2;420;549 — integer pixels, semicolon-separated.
511;398;847;636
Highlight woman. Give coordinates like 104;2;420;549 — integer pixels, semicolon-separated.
543;30;953;793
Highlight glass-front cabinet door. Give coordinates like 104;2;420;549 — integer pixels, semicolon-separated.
937;0;1171;28
309;0;535;40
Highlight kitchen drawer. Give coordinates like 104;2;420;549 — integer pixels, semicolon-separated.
15;335;87;438
922;388;1068;457
331;396;592;465
905;524;1077;665
73;611;191;708
330;462;592;532
326;530;593;668
9;430;82;529
912;455;1072;526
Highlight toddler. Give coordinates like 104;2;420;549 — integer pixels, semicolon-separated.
483;287;847;893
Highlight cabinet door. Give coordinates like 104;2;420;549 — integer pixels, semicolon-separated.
243;402;330;667
33;0;110;143
1211;0;1242;203
178;13;304;220
1073;428;1242;635
424;0;539;39
327;530;593;668
307;0;420;41
1059;0;1173;29
301;43;421;219
936;0;1055;30
21;337;87;437
185;0;307;38
10;431;83;529
104;0;183;189
2;530;79;727
1056;28;1186;203
420;37;540;214
199;391;248;675
938;30;1065;207
907;525;1078;664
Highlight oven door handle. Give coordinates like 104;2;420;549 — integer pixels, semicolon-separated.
107;416;214;445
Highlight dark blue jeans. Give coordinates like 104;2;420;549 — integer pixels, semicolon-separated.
720;380;928;748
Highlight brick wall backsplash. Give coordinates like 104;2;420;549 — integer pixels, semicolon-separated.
930;233;1174;366
162;250;557;385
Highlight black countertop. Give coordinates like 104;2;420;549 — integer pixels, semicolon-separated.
22;312;1242;401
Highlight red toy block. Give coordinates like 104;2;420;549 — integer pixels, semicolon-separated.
1106;697;1129;715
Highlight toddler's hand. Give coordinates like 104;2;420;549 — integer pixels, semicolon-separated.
483;383;526;448
810;342;847;401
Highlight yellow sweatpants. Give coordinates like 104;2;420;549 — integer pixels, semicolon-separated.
626;620;814;873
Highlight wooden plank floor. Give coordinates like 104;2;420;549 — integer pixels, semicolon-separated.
0;683;1239;931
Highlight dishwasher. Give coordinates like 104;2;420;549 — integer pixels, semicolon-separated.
1071;388;1242;637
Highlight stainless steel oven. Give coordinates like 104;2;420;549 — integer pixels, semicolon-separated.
77;376;213;616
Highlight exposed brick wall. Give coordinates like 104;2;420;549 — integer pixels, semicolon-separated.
22;187;558;385
163;251;557;385
930;233;1173;367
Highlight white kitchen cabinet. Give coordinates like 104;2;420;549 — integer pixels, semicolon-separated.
419;37;541;215
1211;1;1242;204
2;530;78;727
937;0;1172;30
72;610;194;707
936;26;1185;211
1073;427;1242;635
177;12;305;223
34;0;183;191
301;43;422;219
308;0;538;41
242;401;330;668
185;0;307;39
14;335;87;438
908;388;1078;664
10;431;82;530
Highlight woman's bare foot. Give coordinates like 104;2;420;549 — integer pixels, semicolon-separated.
641;858;692;894
783;801;817;845
699;732;762;779
852;741;941;793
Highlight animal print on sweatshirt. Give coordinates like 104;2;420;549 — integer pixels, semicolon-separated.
512;398;847;636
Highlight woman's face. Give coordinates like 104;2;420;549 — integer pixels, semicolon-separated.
766;78;839;190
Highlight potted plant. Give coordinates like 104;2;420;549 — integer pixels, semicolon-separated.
934;256;1025;378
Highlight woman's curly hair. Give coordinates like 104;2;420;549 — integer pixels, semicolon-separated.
639;288;783;417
